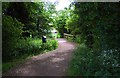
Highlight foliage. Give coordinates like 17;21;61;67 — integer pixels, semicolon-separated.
3;38;58;62
2;2;58;61
2;2;52;38
2;15;24;62
2;2;58;73
67;2;120;77
74;35;81;43
2;2;120;77
2;38;58;72
68;44;120;77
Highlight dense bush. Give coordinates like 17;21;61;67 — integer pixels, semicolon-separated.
2;2;59;73
67;2;120;77
2;15;24;62
66;35;81;44
4;38;58;62
68;44;120;77
2;2;58;63
2;15;58;62
2;38;58;72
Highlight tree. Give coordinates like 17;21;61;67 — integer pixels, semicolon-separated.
2;15;24;62
2;2;52;62
67;2;120;76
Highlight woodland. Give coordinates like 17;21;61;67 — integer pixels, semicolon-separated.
2;2;120;77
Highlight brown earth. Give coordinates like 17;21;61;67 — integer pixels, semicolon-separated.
3;38;77;76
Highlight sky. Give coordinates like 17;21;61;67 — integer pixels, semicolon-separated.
48;0;72;11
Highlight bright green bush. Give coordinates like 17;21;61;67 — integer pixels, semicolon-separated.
43;39;58;50
73;35;81;43
57;33;61;38
2;37;58;62
14;38;58;58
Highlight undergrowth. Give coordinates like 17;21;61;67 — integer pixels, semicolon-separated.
67;43;120;78
2;38;58;73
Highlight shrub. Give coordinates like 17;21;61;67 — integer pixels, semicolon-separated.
2;15;24;62
68;44;120;77
74;35;81;43
68;44;95;76
13;38;58;59
2;38;58;72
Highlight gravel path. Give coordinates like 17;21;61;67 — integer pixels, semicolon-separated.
3;38;77;76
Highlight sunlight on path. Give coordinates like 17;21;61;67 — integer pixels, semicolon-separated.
58;40;67;43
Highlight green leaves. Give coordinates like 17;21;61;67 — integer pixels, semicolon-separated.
68;2;120;77
2;15;24;62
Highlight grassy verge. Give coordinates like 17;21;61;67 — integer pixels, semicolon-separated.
2;38;58;73
67;43;120;77
2;55;29;74
66;35;81;44
67;43;93;76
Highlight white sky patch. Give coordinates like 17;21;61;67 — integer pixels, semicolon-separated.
55;0;71;11
48;0;71;11
49;0;57;2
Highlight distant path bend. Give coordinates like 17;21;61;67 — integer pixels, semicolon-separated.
4;38;77;76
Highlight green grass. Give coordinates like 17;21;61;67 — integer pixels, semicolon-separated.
2;38;58;73
65;35;81;44
67;43;120;77
67;43;93;76
2;57;27;73
2;53;30;73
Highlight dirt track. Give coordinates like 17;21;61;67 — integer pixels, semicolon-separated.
3;38;77;76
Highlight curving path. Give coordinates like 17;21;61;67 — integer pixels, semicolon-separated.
3;38;77;76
